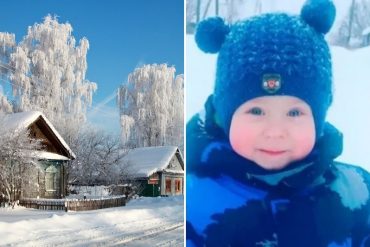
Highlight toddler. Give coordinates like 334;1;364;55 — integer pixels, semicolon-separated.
186;0;370;246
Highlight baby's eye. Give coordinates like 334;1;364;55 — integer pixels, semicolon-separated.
287;109;303;117
247;107;264;115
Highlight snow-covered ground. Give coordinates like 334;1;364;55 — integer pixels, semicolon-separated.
0;196;184;246
186;34;370;171
68;185;111;199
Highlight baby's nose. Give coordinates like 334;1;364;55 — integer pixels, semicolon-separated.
262;124;287;139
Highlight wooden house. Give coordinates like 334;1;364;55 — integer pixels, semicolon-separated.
2;111;76;199
123;146;184;197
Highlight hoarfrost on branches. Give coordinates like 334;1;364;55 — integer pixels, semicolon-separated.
186;0;268;33
0;33;15;114
0;93;12;113
117;64;184;151
69;126;128;186
330;0;370;49
0;114;42;203
0;32;15;76
5;15;97;133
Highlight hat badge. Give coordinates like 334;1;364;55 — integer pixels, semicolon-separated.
262;74;281;94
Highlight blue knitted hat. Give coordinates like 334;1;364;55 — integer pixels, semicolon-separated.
195;0;336;138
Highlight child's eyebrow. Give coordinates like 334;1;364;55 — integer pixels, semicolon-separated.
243;103;264;108
289;102;309;108
245;99;267;105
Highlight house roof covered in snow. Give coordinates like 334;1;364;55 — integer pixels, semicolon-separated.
2;111;76;160
123;146;183;178
32;151;71;161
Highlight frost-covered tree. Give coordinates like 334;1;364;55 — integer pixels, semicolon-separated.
117;64;184;150
167;74;184;151
0;33;15;114
224;0;246;23
7;15;97;135
186;0;266;32
0;32;15;77
330;0;370;48
0;114;42;203
0;92;13;113
69;126;126;186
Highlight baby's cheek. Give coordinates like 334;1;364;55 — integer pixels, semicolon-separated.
229;130;254;157
230;137;244;153
295;134;315;158
229;133;241;152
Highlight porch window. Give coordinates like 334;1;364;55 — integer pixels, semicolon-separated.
45;165;57;191
175;180;181;193
165;179;171;193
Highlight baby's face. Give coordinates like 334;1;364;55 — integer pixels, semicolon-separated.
229;96;315;170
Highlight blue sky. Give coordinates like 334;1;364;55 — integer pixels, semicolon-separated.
0;0;184;134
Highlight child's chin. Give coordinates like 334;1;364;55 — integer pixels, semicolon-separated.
255;160;290;171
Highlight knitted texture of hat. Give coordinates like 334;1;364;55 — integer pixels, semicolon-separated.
195;0;336;138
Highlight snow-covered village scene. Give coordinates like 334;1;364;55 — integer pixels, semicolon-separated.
0;0;184;246
187;0;370;172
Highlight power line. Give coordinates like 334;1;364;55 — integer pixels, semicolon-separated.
0;62;15;72
0;75;25;92
87;105;119;118
0;62;30;93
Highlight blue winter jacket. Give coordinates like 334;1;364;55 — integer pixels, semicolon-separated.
186;96;370;247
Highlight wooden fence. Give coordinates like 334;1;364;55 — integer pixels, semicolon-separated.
65;196;126;211
19;196;126;211
19;198;65;210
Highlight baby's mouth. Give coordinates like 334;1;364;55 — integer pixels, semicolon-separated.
259;149;287;156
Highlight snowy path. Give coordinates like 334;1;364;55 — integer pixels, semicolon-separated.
0;196;184;246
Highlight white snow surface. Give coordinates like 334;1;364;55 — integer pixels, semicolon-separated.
2;111;42;130
186;35;370;171
2;111;76;159
124;146;181;177
68;185;111;199
32;150;70;161
362;26;370;36
163;169;185;174
0;196;184;246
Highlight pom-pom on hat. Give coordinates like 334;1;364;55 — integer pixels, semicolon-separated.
195;0;336;139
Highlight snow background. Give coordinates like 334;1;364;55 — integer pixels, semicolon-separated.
186;35;370;171
0;196;184;246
